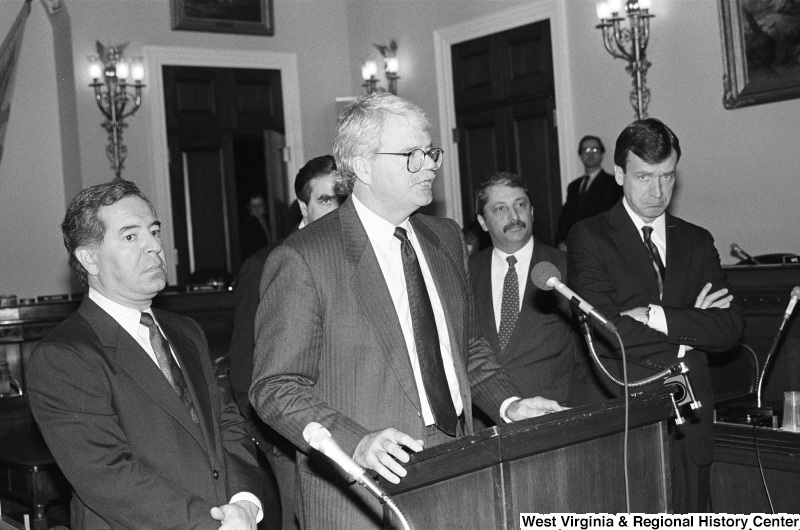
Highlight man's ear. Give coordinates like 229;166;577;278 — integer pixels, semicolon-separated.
614;165;625;186
75;247;100;277
298;200;308;220
352;156;371;186
477;214;488;232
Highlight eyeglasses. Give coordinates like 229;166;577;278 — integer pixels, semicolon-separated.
375;148;444;173
582;147;601;154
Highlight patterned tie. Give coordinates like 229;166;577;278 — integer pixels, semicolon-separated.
498;255;519;353
140;313;199;423
394;227;458;436
641;226;666;298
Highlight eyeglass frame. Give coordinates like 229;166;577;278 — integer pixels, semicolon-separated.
374;148;444;173
581;147;602;154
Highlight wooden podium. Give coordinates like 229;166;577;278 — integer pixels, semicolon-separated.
382;389;674;528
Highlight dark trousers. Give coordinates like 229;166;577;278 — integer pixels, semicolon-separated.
670;437;711;513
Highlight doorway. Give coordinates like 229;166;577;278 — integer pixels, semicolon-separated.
432;1;578;231
143;46;304;286
452;20;561;246
163;65;290;285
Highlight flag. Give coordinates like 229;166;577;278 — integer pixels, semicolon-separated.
0;1;32;168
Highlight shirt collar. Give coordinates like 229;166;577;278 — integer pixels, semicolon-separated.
492;236;534;264
622;197;666;240
352;193;412;247
88;287;156;337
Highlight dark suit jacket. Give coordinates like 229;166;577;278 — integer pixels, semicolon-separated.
567;200;744;464
27;297;261;530
469;239;587;406
250;198;519;528
555;169;622;245
230;240;287;452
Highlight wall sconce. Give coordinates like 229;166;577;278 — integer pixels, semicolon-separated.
88;41;145;180
596;0;654;120
361;39;400;95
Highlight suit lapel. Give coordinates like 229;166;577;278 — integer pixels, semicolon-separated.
340;201;422;412
472;250;500;351
608;202;661;301
412;216;470;408
79;298;208;452
158;314;215;455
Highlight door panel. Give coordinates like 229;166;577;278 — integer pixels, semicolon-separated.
452;19;561;246
456;108;507;221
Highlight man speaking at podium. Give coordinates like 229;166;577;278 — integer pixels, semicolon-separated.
250;93;563;529
567;118;744;512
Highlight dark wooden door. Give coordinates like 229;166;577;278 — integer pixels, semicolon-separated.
452;20;561;246
163;66;285;285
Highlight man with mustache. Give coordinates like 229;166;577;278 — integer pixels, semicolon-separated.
250;93;563;529
567;118;743;512
469;172;609;428
28;180;263;529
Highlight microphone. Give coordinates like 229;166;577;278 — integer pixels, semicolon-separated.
784;286;800;321
730;243;760;264
302;422;390;503
531;262;617;333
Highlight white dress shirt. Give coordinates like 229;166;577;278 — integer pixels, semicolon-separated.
87;288;264;520
621;199;685;358
490;237;534;332
352;196;463;425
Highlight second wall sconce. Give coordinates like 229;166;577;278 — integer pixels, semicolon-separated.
362;39;400;95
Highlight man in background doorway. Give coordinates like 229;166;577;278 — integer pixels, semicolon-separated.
229;155;344;530
240;193;272;260
555;135;622;249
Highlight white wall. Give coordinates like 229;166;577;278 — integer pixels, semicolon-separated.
0;0;797;299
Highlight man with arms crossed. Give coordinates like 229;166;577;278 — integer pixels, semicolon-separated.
250;93;562;529
567;118;743;512
28;180;263;529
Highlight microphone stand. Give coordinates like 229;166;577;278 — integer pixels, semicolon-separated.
577;312;702;424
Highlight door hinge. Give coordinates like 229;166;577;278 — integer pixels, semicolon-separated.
552;109;558;128
281;146;291;162
452;127;460;144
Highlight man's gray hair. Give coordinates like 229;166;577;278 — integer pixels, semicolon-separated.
333;92;430;195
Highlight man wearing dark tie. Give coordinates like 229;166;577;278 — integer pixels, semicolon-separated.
567;118;744;512
555;135;622;249
469;172;609;423
250;93;563;529
28;180;263;529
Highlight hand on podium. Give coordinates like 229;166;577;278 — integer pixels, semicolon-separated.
354;428;425;484
506;396;566;421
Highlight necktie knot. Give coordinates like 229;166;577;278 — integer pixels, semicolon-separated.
642;225;654;241
394;226;409;244
506;255;517;268
140;312;156;328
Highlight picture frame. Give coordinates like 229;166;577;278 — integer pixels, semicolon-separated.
171;0;274;36
717;0;800;109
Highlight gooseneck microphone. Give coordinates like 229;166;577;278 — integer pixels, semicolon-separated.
730;243;760;264
303;422;389;501
531;261;617;333
756;286;800;407
303;422;411;530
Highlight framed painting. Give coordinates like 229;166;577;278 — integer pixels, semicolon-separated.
718;0;800;109
171;0;274;36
